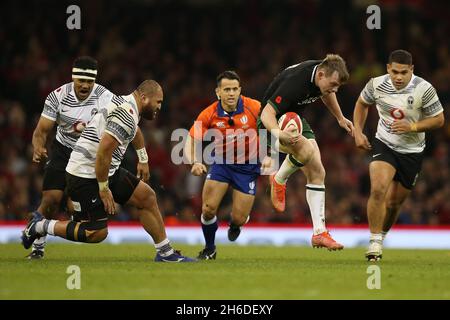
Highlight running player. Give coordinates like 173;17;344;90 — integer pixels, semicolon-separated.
353;49;445;261
258;54;354;250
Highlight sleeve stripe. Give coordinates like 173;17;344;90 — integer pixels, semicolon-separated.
267;100;280;114
422;86;436;106
47;92;59;108
105;122;130;144
41;113;57;121
108;108;136;131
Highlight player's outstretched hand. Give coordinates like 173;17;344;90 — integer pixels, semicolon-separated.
99;189;116;215
32;146;48;163
354;132;372;150
191;162;207;176
137;162;150;182
338;117;354;137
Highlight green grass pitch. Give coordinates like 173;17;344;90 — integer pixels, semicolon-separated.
1;243;449;299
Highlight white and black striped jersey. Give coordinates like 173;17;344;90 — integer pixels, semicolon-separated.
41;82;114;149
66;94;140;179
360;74;443;153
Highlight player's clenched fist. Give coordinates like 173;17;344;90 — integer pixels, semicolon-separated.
191;162;207;176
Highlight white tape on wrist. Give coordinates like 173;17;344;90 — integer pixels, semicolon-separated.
136;148;148;163
98;181;109;192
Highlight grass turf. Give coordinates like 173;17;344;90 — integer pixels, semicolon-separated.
1;243;449;299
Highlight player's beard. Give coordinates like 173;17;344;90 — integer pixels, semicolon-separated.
142;108;157;120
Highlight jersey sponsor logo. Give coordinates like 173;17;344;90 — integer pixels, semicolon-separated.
390;108;405;120
297;96;320;105
275;96;282;104
240;115;248;124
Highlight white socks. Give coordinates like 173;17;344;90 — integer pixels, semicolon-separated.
35;219;57;236
274;155;302;184
370;233;383;244
155;238;174;257
306;184;327;235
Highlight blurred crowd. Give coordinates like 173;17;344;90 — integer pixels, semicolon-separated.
1;0;449;225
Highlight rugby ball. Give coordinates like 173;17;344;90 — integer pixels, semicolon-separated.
278;112;302;134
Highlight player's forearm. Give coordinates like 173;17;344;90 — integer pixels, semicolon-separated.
32;129;47;150
132;127;145;150
260;104;281;138
95;150;112;184
412;113;445;132
322;93;345;121
132;128;148;163
353;100;369;133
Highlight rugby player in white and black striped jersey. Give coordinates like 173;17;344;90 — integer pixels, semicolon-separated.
354;50;445;261
26;57;150;259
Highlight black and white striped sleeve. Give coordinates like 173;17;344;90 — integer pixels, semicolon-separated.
360;78;376;105
41;90;60;121
421;84;443;118
105;104;137;145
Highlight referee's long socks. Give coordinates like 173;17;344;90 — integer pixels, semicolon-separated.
201;215;218;250
306;184;327;235
275;154;304;184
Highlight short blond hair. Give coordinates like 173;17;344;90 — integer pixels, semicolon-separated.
318;54;349;84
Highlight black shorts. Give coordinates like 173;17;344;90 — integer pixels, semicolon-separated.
371;138;424;189
42;140;73;191
66;167;140;222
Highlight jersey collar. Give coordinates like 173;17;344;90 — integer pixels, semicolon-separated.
309;64;321;93
388;74;416;93
123;94;140;117
217;96;244;117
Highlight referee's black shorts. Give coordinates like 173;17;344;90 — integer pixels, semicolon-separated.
66;167;140;222
370;138;424;190
42;140;72;191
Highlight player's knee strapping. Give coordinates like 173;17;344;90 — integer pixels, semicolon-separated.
66;220;107;242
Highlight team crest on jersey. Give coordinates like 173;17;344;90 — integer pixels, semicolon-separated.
216;121;225;128
240;115;248;124
91;108;98;116
407;96;414;109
